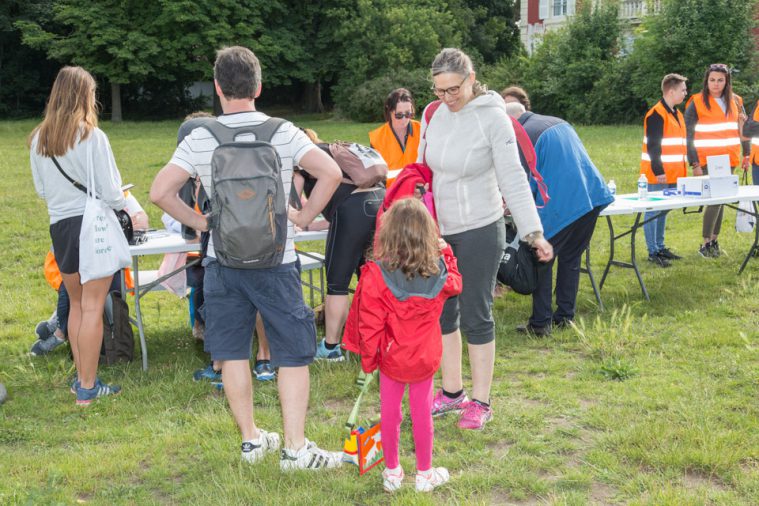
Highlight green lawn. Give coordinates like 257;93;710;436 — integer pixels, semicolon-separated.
0;116;757;505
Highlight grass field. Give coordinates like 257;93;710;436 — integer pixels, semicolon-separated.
0;115;757;505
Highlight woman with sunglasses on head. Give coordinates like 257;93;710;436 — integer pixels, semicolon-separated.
29;66;126;405
369;88;421;187
419;48;553;430
685;63;751;257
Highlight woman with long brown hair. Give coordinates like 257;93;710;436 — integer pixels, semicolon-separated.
30;66;126;405
685;63;751;257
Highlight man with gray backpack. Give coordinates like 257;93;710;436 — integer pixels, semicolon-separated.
150;46;343;470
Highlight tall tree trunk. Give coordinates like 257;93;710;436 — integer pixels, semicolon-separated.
302;81;324;113
111;82;122;122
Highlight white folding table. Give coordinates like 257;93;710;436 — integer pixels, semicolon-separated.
127;229;330;371
590;186;759;303
127;231;202;371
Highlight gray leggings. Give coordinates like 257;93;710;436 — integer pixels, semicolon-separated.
440;218;506;345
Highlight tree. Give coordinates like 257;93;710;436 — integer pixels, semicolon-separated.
627;0;757;107
522;2;635;123
330;0;461;113
451;0;522;65
16;0;297;121
0;1;58;117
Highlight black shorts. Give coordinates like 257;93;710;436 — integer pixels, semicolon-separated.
50;216;83;275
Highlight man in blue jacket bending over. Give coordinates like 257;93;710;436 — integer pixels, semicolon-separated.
502;86;614;336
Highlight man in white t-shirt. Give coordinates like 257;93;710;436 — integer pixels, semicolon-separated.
150;46;342;470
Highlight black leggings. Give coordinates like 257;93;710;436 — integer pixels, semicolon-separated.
324;189;385;295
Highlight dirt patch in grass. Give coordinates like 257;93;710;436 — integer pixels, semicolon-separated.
491;438;514;458
681;469;726;491
76;492;93;503
490;488;541;505
545;415;575;434
589;481;616;504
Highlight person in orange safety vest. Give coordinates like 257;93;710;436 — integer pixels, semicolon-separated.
684;63;750;258
640;73;689;267
369;88;421;187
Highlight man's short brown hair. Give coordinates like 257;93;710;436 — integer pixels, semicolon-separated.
500;86;531;111
214;46;261;100
661;73;687;94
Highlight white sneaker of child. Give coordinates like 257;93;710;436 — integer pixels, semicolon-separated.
415;467;450;492
382;465;404;492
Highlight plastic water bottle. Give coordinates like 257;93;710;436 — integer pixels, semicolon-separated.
607;179;616;197
637;174;648;200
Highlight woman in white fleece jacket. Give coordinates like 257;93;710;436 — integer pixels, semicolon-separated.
29;66;125;406
420;48;553;430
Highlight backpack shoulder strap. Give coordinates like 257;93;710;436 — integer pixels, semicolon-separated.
424;100;442;128
202;118;287;145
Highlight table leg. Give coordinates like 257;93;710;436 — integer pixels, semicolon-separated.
582;245;604;311
132;255;149;371
599;215;615;289
738;200;759;274
629;213;650;301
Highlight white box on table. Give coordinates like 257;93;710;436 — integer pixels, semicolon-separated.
677;175;738;198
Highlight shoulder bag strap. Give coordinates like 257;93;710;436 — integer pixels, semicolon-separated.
51;156;87;194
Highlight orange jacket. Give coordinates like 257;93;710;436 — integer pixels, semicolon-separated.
368;121;421;186
44;250;133;291
689;92;743;167
640;101;687;184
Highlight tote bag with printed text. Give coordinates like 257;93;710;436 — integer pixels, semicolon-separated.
78;142;131;283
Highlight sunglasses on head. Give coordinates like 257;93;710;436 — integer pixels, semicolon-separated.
394;111;413;119
709;63;729;72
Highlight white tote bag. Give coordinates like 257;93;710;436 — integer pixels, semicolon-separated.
78;143;132;283
736;173;756;233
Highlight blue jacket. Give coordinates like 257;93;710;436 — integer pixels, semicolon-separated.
519;113;613;240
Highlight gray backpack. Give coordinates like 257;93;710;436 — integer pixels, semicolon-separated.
203;118;287;269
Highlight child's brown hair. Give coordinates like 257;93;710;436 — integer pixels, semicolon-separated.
375;198;440;279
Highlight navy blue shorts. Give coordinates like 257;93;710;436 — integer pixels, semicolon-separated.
201;259;316;367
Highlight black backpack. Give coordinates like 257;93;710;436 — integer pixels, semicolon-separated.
202;119;288;269
100;291;134;365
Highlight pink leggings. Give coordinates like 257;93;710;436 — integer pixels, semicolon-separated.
379;371;434;471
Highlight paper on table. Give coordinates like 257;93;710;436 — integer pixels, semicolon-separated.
707;154;731;177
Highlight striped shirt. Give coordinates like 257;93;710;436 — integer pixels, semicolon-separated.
169;111;316;263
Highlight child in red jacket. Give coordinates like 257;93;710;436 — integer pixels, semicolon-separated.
343;198;462;493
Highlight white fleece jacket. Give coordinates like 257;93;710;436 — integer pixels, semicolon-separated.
418;91;542;237
31;127;125;224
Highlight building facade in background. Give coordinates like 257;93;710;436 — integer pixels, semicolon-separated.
518;0;661;55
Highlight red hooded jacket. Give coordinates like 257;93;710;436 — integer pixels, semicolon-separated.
342;245;462;383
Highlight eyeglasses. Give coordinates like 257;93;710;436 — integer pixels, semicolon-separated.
393;111;413;119
709;63;729;72
431;74;470;98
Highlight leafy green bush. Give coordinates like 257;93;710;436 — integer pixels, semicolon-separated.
334;68;436;123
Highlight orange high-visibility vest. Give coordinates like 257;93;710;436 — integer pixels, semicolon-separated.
368;121;421;187
750;100;759;165
641;101;687;184
690;92;743;167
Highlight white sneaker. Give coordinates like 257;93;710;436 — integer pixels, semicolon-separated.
280;438;343;471
382;466;404;492
241;429;281;464
415;467;450;492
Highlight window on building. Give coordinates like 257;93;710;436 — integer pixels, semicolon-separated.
539;0;549;19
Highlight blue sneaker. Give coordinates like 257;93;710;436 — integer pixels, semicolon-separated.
193;364;221;382
314;338;344;362
254;360;276;382
30;334;66;356
76;380;120;406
